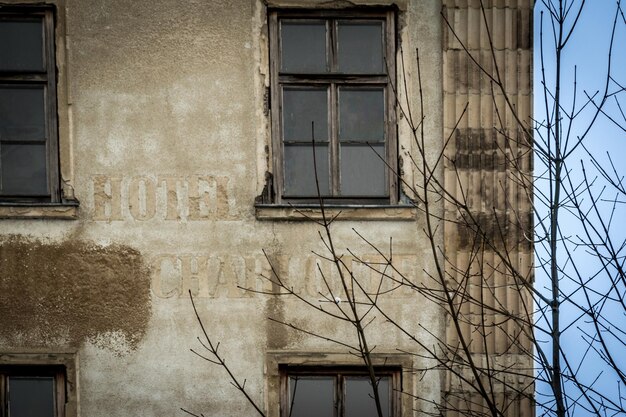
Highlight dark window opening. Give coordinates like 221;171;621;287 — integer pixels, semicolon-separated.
269;10;397;204
280;367;400;417
0;7;60;203
0;366;66;417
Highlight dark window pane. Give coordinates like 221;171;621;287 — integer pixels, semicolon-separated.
1;143;48;195
340;144;386;196
0;19;44;71
281;21;327;73
0;86;46;141
289;376;334;417
8;376;55;417
284;144;329;197
338;22;383;74
345;377;390;417
339;88;384;142
283;87;329;142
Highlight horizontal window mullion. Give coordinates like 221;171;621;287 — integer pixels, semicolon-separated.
0;193;51;197
278;75;387;84
283;197;390;204
283;141;329;145
0;74;48;82
339;140;385;145
0;139;47;144
0;9;49;17
271;9;389;19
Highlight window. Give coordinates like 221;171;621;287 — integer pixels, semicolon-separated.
0;6;60;202
0;366;66;417
269;10;397;204
281;367;399;417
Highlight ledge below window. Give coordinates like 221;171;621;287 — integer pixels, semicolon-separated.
255;204;417;221
0;201;79;220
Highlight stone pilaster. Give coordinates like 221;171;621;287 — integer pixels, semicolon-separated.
442;1;534;416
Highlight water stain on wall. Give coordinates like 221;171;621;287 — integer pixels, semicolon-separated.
0;236;151;351
264;253;289;350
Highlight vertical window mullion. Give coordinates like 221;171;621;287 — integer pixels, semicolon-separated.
55;371;65;417
330;82;339;196
269;12;283;201
336;374;343;417
44;9;59;202
329;19;339;196
328;19;336;72
0;140;3;194
0;373;5;417
385;11;397;203
392;371;400;417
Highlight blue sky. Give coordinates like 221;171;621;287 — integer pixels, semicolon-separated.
533;2;626;415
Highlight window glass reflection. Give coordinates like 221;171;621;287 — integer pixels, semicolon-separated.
284;144;330;197
283;87;329;142
288;376;335;417
1;143;48;195
340;144;387;196
281;22;327;73
0;86;46;141
337;21;383;74
345;377;390;417
339;88;384;142
8;376;55;417
0;19;44;71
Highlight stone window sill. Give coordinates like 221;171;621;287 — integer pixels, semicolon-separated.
255;204;417;221
0;201;79;220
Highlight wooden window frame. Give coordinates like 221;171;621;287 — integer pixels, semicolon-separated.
269;9;398;205
0;365;66;417
0;6;60;203
279;365;401;417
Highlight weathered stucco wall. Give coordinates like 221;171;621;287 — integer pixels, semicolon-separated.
0;1;444;416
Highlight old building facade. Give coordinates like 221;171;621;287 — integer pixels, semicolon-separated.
0;1;532;416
